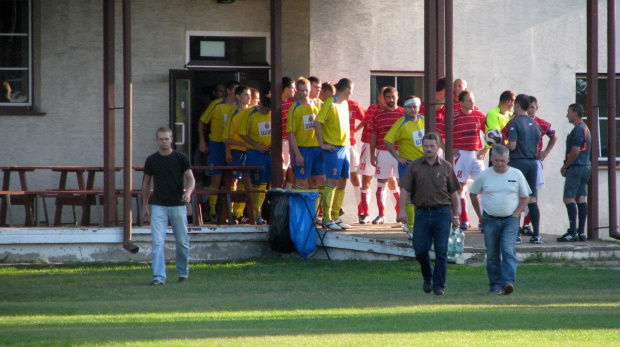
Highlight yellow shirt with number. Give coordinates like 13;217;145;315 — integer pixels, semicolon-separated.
240;106;272;149
315;96;350;147
286;100;321;148
384;115;425;161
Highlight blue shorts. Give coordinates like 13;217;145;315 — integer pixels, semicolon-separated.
293;147;325;178
247;149;271;185
208;141;226;175
323;145;350;179
229;149;247;179
563;165;591;199
398;161;411;179
509;159;538;196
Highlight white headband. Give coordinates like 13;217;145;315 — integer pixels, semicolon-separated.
404;98;420;107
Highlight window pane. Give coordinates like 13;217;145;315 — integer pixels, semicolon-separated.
0;70;29;103
0;36;29;68
0;1;29;34
575;78;587;108
370;76;395;105
396;77;424;106
599;119;620;159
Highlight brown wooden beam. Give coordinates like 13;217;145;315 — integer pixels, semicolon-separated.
586;0;599;239
103;0;116;226
607;0;618;240
444;0;454;164
424;0;438;134
122;0;138;253
270;0;283;188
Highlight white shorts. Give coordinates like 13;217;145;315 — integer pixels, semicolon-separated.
349;144;360;173
375;150;399;180
357;142;376;176
282;139;291;170
454;150;485;183
536;160;545;189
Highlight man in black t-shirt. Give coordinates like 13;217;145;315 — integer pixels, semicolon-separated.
142;126;195;285
558;103;591;242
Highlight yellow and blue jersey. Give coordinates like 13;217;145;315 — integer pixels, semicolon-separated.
315;96;350;147
286;100;321;148
384;115;425;161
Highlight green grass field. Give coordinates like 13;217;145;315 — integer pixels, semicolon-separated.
0;259;618;346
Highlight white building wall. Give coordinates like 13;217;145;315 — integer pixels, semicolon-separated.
309;0;620;237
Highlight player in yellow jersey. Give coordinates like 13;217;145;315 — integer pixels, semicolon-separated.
384;96;426;236
314;78;353;230
222;85;252;224
287;78;325;193
308;76;322;100
319;82;335;102
200;80;239;223
239;95;272;225
485;90;515;165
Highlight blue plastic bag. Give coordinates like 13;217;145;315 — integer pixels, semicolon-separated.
286;191;319;258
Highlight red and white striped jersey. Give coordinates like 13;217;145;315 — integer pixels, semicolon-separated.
361;103;383;144
535;116;555;155
348;100;365;145
372;106;405;151
453;109;486;151
281;98;295;140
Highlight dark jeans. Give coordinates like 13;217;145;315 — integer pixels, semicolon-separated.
413;205;451;290
482;212;519;291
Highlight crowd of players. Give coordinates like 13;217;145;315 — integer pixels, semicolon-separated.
196;76;565;243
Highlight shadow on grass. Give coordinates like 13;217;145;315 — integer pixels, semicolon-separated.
1;304;619;345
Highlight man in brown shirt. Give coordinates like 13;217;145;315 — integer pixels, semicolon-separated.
398;132;460;295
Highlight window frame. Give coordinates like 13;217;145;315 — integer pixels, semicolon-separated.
575;74;620;166
0;0;37;115
369;71;425;107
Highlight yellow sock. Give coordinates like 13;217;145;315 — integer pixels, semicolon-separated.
208;185;218;215
316;185;325;213
331;187;345;221
233;182;246;218
322;185;336;222
252;184;267;216
406;202;415;231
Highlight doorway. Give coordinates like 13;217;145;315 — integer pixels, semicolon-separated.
169;68;270;164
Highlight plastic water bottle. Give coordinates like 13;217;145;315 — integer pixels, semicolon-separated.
447;227;465;262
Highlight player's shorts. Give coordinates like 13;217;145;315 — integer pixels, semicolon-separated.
536;160;545;190
453;150;485;183
228;149;247;180
509;158;538;196
323;145;350;179
349;144;360;173
207;140;226;175
293;146;325;179
247;149;272;185
563;165;591;199
357;142;376;176
282;139;291;170
375;150;399;180
398;161;412;179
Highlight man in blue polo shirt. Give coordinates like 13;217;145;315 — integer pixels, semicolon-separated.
557;103;591;242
